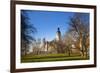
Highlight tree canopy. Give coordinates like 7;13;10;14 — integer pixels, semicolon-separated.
21;10;37;55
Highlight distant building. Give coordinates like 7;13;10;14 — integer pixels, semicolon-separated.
40;27;62;53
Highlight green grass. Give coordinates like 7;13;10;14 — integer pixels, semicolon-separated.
21;53;89;63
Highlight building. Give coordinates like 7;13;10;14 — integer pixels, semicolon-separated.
41;27;62;54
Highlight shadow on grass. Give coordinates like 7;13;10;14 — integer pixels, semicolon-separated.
21;53;89;63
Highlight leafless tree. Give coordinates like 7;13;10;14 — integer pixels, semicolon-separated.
68;13;89;57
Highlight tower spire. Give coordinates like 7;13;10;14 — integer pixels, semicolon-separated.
56;27;61;41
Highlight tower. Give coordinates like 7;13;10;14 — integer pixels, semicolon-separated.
42;38;46;48
42;38;48;52
56;27;61;41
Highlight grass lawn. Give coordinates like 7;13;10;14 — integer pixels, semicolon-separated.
21;53;89;63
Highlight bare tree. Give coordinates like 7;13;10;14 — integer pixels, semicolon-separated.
62;31;75;56
68;13;89;57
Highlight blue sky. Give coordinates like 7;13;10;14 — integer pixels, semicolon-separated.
21;10;89;41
